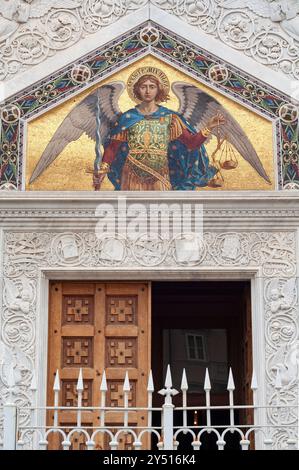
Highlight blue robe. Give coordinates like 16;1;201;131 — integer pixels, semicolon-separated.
107;105;217;190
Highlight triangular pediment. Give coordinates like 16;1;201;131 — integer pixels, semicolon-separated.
2;2;298;96
1;20;298;191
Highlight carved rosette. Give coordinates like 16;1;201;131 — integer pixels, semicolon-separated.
0;229;298;448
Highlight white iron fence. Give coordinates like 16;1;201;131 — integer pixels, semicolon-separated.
1;366;298;450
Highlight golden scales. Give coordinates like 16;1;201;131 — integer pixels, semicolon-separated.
208;122;239;188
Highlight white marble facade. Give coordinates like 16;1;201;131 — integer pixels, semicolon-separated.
0;192;298;449
1;1;299;87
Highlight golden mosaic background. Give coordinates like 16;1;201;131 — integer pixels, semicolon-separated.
26;55;275;191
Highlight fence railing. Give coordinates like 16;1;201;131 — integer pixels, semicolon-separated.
1;366;298;450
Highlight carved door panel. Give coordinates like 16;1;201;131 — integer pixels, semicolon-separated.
47;282;150;450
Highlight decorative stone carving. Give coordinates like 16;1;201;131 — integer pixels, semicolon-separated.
4;278;34;314
132;234;169;267
219;233;242;260
270;343;298;387
0;340;32;389
0;340;33;432
173;233;206;265
210;232;249;265
99;236;127;264
0;228;298;448
0;0;147;80
1;1;299;81
266;278;297;313
48;233;95;266
152;0;299;79
221;0;299;41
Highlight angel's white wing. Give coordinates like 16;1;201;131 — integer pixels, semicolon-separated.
268;278;280;294
19;278;33;302
282;278;296;306
29;81;125;183
0;0;16;18
5;279;20;305
173;82;271;183
30;0;80;18
0;340;14;365
14;348;32;371
271;345;289;367
220;0;271;17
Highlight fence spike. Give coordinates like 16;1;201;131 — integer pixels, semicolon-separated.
100;370;108;391
227;367;235;391
53;369;60;426
204;368;211;391
100;370;107;427
76;369;83;427
147;370;154;392
251;370;258;390
53;369;60;391
204;368;211;431
77;368;84;392
181;368;188;391
123;371;130;391
165;364;172;388
274;368;282;390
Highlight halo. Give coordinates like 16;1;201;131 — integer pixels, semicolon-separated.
127;66;170;103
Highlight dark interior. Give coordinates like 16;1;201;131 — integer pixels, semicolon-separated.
151;280;252;450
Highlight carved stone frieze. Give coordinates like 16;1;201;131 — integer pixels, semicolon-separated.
0;0;147;81
1;1;299;82
152;0;299;80
0;228;298;448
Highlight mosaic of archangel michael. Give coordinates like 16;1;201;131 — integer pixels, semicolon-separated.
29;66;272;191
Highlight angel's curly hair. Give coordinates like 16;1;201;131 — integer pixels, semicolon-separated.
133;75;169;103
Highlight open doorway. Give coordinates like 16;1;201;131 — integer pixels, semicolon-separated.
47;279;253;449
151;281;253;450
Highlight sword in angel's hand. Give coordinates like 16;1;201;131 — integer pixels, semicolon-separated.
29;82;125;186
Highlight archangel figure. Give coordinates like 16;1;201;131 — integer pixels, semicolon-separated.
30;66;271;190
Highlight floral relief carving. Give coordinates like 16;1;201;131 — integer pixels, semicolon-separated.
4;278;34;315
265;278;297;313
151;0;299;80
0;228;298;448
1;1;299;81
0;0;147;81
0;339;33;434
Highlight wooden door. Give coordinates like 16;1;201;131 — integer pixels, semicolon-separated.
47;281;150;450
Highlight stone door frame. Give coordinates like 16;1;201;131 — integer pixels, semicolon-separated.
1;221;298;449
